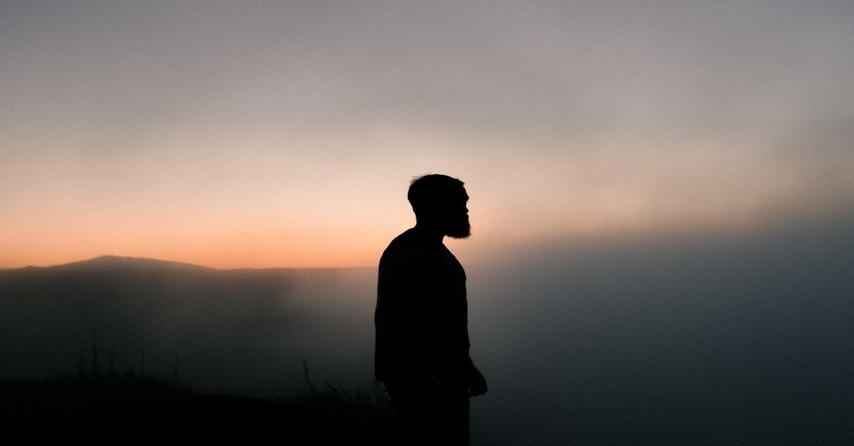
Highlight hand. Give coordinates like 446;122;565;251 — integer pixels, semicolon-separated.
469;367;488;397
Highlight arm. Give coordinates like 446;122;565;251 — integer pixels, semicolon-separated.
376;243;433;380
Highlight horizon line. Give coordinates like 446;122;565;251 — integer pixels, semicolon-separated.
0;255;375;272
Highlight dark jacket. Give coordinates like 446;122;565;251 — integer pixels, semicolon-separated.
374;227;470;384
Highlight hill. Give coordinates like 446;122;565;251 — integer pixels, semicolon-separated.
0;256;377;398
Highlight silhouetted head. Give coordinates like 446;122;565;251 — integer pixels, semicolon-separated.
408;174;470;239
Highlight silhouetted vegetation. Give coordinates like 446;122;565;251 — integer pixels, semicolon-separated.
1;372;396;443
285;360;395;426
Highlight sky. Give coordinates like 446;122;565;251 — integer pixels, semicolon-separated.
2;0;853;269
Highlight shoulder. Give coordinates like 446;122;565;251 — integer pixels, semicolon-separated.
381;239;427;269
380;229;433;272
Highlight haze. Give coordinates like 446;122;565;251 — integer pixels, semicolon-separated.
3;1;852;268
2;2;854;444
2;211;852;443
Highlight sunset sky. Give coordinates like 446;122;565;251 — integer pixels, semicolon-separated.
2;1;852;269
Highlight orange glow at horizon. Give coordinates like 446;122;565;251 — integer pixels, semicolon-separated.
2;122;851;271
1;189;837;271
3;133;851;270
0;228;384;270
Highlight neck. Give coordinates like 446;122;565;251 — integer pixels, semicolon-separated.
414;221;445;244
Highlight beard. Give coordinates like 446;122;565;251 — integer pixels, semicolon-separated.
445;214;471;239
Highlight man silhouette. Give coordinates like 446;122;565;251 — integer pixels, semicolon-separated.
375;174;487;445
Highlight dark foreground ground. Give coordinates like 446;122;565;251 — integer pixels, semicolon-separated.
1;377;396;444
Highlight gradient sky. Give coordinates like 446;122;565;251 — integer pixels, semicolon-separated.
2;1;853;268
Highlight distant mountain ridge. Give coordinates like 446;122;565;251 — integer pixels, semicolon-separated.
47;255;212;271
4;255;273;272
4;255;357;272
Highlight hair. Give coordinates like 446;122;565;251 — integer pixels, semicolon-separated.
407;174;465;219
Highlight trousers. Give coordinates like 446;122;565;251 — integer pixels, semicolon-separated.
384;378;470;445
